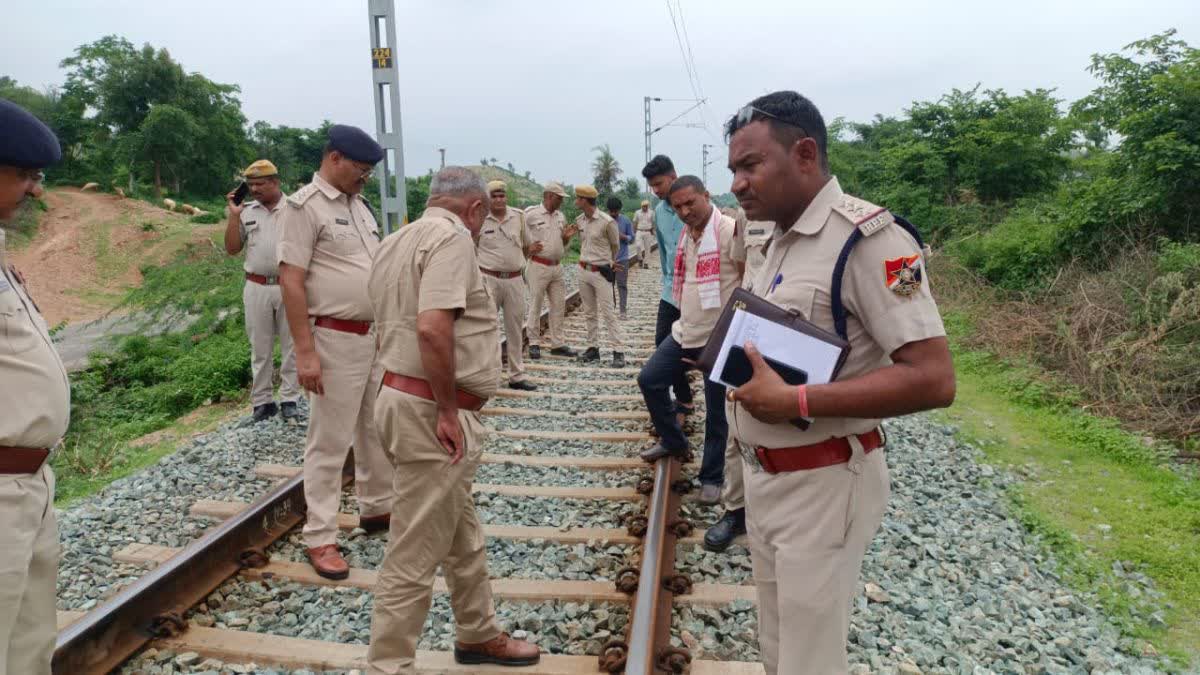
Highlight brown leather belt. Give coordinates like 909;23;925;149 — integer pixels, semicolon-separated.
313;316;372;335
578;262;608;272
480;267;522;279
0;447;50;474
753;428;883;475
245;272;278;285
530;255;558;267
381;372;487;411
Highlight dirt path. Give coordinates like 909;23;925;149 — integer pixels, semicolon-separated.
9;188;217;326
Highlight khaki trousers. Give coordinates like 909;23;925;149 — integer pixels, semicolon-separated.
578;267;624;351
721;435;745;511
302;325;394;548
743;442;889;675
525;261;566;349
367;388;499;675
243;282;300;407
635;231;655;264
0;465;57;675
482;274;527;383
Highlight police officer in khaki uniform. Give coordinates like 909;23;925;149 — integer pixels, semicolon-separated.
523;182;576;360
224;159;301;423
632;199;655;268
725;92;955;674
366;167;539;673
704;208;777;552
477;180;536;391
277;125;394;580
573;184;626;368
0;99;67;675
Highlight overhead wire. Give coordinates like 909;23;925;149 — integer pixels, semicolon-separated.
672;0;721;140
664;0;708;134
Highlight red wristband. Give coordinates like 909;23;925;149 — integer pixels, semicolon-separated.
796;384;809;418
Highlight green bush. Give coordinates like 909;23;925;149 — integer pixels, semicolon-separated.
952;197;1076;290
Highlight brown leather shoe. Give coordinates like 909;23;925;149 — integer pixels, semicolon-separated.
358;513;390;533
454;632;540;666
306;544;349;580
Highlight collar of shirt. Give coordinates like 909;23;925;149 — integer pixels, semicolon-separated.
311;172;348;203
422;205;472;237
245;195;287;214
485;207;519;226
779;176;843;240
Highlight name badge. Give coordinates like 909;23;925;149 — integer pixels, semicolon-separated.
244;220;258;226
335;218;349;225
483;229;496;234
748;228;764;235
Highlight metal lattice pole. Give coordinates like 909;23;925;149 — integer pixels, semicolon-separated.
368;0;407;234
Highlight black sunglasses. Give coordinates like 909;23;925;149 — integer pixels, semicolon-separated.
734;105;809;138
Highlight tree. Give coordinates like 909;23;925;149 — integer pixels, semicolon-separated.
591;144;622;196
524;170;532;180
620;177;640;199
135;104;200;197
480;158;488;166
506;162;514;173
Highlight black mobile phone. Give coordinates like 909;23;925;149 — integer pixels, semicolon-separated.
231;182;250;205
720;345;808;388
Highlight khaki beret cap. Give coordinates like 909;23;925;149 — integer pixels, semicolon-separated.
243;159;279;179
543;181;567;198
575;184;599;199
487;180;507;193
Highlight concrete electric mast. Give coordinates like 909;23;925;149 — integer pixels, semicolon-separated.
367;0;407;234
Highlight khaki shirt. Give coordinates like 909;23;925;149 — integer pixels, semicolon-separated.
633;208;655;232
734;208;776;288
277;173;380;321
577;210;619;266
239;196;287;276
0;229;70;450
524;204;567;262
671;212;744;348
476;207;531;273
730;177;946;448
368;207;500;399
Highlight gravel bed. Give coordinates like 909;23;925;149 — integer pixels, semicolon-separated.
677;543;754;585
476;463;652;488
475;493;641;529
178;577;626;655
265;528;638;582
57;407;310;611
672;601;759;662
485;414;646;434
487;394;647;413
486;435;650;459
515;380;641;395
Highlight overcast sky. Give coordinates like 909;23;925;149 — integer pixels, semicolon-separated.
4;1;1198;194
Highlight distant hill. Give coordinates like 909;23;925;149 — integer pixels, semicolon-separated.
468;166;546;207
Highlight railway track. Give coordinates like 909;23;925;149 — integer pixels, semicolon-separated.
54;262;762;674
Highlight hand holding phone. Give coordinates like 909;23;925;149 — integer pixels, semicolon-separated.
231;182;250;206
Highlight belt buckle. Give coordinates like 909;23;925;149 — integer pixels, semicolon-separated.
737;440;765;474
265;275;278;284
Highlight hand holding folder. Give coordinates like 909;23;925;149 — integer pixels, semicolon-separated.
696;288;851;428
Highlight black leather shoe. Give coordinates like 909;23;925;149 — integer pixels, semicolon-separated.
251;403;278;423
529;345;541;360
578;347;600;362
639;443;685;463
280;401;299;421
611;352;626;369
703;508;746;552
550;345;577;357
508;379;538;391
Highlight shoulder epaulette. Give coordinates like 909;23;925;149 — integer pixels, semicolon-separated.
286;183;320;209
832;194;893;237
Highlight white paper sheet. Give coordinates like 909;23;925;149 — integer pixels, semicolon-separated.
710;308;844;388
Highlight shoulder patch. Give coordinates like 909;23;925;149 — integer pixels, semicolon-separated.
833;194;893;237
286;183;320;209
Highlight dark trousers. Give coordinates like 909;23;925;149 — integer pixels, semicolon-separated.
615;263;629;313
637;336;727;486
654;300;692;406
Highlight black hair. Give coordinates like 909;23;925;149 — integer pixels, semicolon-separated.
641;154;676;180
668;175;706;196
724;91;828;170
605;196;623;210
322;141;335;157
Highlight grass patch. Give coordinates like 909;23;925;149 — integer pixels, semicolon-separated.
938;311;1200;669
